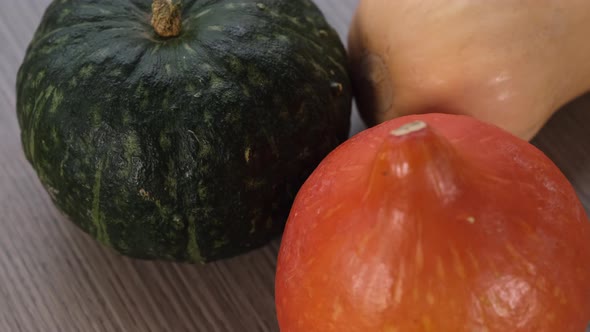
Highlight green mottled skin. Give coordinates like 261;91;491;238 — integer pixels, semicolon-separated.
17;0;351;262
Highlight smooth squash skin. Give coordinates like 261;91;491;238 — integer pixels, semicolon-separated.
276;113;590;332
349;0;590;140
16;0;351;262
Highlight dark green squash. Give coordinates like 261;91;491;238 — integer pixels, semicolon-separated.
16;0;351;262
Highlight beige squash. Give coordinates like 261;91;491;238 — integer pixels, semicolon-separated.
349;0;590;140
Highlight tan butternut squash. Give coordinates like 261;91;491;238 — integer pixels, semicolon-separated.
349;0;590;140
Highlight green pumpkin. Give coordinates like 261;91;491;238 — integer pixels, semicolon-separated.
16;0;351;262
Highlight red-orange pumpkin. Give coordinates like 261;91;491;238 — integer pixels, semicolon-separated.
275;113;590;332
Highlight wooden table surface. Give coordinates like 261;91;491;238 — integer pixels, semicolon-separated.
1;1;590;331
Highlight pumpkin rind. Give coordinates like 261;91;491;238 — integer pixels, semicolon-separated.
16;0;351;262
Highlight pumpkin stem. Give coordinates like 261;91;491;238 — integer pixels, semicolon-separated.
364;120;467;205
151;0;182;38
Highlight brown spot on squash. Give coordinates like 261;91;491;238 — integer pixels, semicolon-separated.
355;53;393;123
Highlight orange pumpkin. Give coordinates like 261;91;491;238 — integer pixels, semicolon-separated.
275;113;590;331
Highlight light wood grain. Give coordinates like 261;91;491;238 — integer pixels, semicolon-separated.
1;1;589;332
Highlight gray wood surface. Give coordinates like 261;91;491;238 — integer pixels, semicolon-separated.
1;1;589;332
